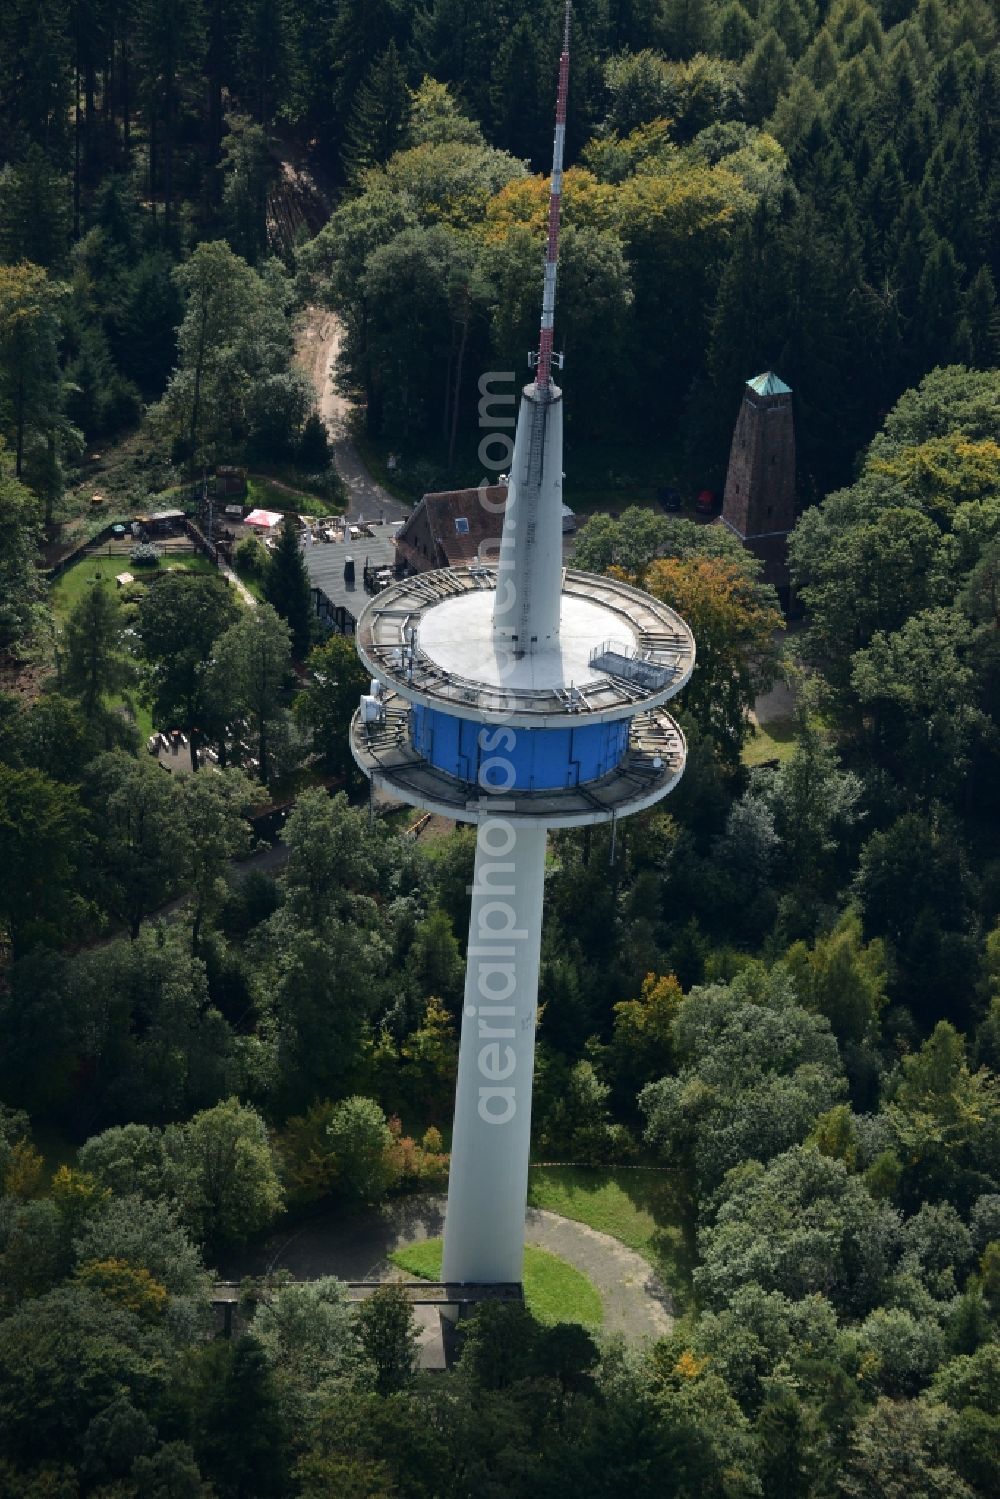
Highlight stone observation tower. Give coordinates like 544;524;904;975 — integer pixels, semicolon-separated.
349;5;695;1284
721;371;796;602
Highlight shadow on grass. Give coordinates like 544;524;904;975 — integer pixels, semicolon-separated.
743;713;797;768
527;1165;698;1317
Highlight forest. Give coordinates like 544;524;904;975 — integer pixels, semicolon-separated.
1;0;1000;1493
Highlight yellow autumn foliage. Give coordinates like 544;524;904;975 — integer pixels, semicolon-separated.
482;167;618;242
674;1348;711;1378
869;432;1000;521
76;1257;169;1320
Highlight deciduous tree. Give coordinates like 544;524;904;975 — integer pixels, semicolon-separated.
208;602;292;785
165;1097;283;1248
0;764;85;956
695;1144;899;1314
295;633;370;777
325;1095;395;1201
0;456;43;651
177;769;256;949
642;965;845;1191
84;751;184;935
354;1284;418;1394
643;553;782;764
137;570;240;769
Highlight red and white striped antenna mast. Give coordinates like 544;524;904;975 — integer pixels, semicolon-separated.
534;0;572;397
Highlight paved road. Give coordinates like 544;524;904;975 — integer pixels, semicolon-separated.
750;624;805;728
218;1193;673;1343
297;308;409;525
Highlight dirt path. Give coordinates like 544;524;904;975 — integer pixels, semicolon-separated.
296;308;409;525
219;1193;673;1344
218;555;257;609
525;1205;673;1340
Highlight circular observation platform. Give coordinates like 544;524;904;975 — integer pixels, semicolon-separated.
354;566;696;728
351;694;686;828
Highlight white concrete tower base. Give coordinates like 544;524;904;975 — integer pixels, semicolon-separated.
441;818;547;1284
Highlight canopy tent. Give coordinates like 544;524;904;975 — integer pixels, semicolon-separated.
244;508;284;530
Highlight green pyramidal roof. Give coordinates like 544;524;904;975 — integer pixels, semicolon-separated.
748;371;792;396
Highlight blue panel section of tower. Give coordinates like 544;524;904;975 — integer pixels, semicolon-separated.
410;704;630;790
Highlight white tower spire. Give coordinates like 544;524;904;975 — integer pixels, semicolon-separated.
492;2;572;659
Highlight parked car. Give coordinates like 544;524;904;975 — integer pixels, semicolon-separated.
657;485;683;511
695;488;720;515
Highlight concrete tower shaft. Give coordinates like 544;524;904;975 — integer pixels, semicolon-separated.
441;822;546;1283
349;0;694;1293
491;384;564;655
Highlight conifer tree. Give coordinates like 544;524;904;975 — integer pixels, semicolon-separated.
136;0;205;240
761;0;811;60
220;113;273;264
802;27;838;88
860;144;903;273
918;236;963;367
62;587;129;721
742;28;792;123
887;42;917;115
297;411;332;470
0;146;71;268
890;195;930;324
489;18;548;165
344;40;412;178
718;0;755;59
329;0;398;162
0;0;73;163
113;250;182;401
929;130;984;271
658;0;715;60
196;1339;290;1496
264;515;313;659
236;0;299;127
0;263;66;513
960;265;999;367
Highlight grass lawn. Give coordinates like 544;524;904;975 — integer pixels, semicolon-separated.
246;474;343;517
742;713;797;768
237;571;267;603
527;1166;696;1316
50;551;220;624
48;553;230;744
247;476;307;513
390;1238;603;1328
120;693;155;742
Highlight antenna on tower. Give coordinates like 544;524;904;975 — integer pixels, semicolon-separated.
532;0;572;397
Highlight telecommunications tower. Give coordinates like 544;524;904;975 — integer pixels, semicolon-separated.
351;4;695;1284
